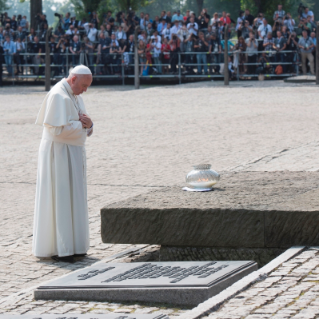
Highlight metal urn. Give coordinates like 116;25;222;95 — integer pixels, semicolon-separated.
186;164;220;190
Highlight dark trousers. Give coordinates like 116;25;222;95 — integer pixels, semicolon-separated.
0;63;2;86
247;55;257;74
170;48;180;73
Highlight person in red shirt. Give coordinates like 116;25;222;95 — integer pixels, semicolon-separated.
161;37;171;74
220;11;231;26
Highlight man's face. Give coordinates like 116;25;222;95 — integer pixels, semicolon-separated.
73;36;78;43
303;31;308;38
190;18;194;23
5;37;10;43
305;8;309;14
111;34;115;40
307;16;311;22
277;31;281;38
278;5;282;11
18;27;22;32
34;36;39;43
263;20;267;26
70;75;92;95
129;35;134;42
106;24;111;30
245;10;249;15
140;13;144;18
311;32;315;38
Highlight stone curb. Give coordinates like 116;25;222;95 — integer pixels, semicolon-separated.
0;244;149;306
177;246;306;319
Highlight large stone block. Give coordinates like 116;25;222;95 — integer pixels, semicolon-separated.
101;172;319;248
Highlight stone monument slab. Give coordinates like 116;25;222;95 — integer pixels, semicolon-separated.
101;172;319;248
35;261;257;306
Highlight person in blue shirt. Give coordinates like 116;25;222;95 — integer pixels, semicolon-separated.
3;35;16;76
157;19;167;36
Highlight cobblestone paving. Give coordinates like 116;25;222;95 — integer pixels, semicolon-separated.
205;247;319;319
1;81;319;316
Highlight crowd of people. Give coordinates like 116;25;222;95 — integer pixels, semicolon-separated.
0;4;317;85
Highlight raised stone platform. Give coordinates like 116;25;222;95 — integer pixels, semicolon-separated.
101;172;319;248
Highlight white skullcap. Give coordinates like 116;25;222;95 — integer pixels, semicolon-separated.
71;65;92;75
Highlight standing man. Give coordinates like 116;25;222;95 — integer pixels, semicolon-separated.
298;30;315;75
33;65;94;263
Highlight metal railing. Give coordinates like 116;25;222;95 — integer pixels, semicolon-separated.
1;49;306;85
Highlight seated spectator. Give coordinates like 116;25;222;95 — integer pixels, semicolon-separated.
298;30;315;75
273;4;285;23
187;17;198;36
161;37;171;74
3;35;16;76
272;30;287;73
116;25;127;41
32;36;43;75
162;22;172;41
233;36;247;74
245;32;258;75
283;13;295;33
194;31;209;75
69;35;81;66
172;10;184;25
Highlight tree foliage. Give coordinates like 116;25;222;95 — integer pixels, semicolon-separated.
0;0;9;12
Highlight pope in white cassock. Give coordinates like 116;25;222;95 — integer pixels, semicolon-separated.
33;65;94;263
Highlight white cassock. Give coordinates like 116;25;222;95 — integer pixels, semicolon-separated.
33;78;93;257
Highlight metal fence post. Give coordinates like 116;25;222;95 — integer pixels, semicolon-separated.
45;28;53;91
237;52;240;81
121;56;125;86
224;24;229;86
134;26;140;90
178;52;181;85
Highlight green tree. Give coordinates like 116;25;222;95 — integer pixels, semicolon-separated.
0;0;9;12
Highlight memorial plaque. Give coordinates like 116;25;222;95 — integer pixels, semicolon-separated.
0;315;168;319
35;261;257;306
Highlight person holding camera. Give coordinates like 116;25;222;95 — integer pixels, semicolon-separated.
3;35;16;76
109;38;121;74
150;36;162;74
258;19;272;40
239;20;252;40
198;9;210;31
3;23;14;40
263;32;275;62
298;30;315;75
208;33;221;74
10;15;18;31
162;22;172;41
84;22;97;43
187;17;198;36
273;31;287;73
301;7;314;22
161;37;171;74
283;13;295;33
287;32;299;73
194;31;209;75
69;35;82;66
170;20;181;40
273;4;285;23
245;31;258;75
168;34;180;74
56;37;68;75
236;10;245;38
15;37;25;75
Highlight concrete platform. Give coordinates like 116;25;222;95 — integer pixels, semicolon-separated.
284;75;316;83
101;172;319;248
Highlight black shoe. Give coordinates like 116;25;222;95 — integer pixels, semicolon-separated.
51;255;75;263
74;253;87;257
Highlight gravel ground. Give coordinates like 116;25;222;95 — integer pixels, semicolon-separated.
0;80;319;316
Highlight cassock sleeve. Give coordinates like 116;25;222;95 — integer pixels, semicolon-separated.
48;121;84;139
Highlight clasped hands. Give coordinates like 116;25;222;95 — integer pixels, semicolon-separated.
79;114;93;129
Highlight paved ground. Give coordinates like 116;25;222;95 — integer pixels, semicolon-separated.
0;80;319;317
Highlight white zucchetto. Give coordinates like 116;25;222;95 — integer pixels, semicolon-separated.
71;65;92;75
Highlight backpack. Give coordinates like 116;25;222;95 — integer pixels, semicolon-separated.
275;65;283;75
